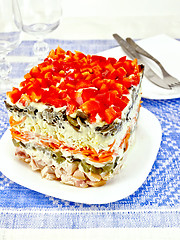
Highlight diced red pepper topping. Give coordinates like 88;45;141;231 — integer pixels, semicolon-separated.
6;45;142;124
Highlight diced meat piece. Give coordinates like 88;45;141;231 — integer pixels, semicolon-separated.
73;169;86;180
63;162;78;175
85;172;102;181
41;166;56;180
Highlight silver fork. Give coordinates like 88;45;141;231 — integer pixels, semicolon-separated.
126;37;180;88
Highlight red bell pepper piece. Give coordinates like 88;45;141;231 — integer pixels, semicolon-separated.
121;96;130;104
24;73;32;80
80;99;101;114
30;66;41;78
82;88;98;102
66;99;77;114
7;87;22;104
55;45;66;55
113;97;128;111
108;57;117;65
104;106;118;124
91;55;106;63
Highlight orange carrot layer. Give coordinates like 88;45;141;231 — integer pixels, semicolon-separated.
10;128;116;163
9;116;26;127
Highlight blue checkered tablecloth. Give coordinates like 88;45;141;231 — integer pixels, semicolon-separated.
0;39;180;229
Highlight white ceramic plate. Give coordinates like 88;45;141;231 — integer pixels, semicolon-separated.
0;107;161;204
99;34;180;99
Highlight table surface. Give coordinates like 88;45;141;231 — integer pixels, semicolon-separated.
0;36;180;239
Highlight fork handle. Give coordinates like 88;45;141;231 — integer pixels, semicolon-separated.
126;37;166;73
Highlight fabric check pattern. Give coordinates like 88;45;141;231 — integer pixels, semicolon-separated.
0;40;179;228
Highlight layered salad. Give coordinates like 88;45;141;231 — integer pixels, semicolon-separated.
5;46;144;187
